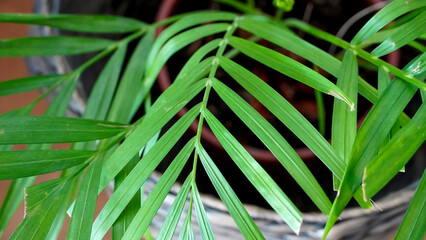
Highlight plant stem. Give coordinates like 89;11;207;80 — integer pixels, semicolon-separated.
191;17;240;184
283;18;426;91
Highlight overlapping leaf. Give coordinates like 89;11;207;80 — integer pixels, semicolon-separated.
0;14;146;33
212;78;331;214
0;36;113;57
0;116;127;144
121;139;194;240
204;109;302;234
0;150;94;180
197;144;264;239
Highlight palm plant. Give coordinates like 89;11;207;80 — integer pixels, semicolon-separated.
0;0;425;239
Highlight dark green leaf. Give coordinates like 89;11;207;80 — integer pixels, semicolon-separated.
331;50;358;189
219;57;370;208
156;175;192;240
92;105;200;240
365;102;426;199
9;177;73;240
0;116;127;144
0;177;36;237
212;78;331;215
147;11;237;68
0;36;113;57
197;144;265;239
0;150;95;180
135;23;230;111
228;37;354;109
121;139;194;240
395;170;426;240
0;74;70;96
99;78;206;191
204;109;302;234
0;14;146;33
371;11;426;57
323;53;426;238
352;0;426;44
193;183;215;240
108;29;155;123
67;155;103;240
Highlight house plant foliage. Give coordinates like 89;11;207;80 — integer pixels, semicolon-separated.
0;0;425;239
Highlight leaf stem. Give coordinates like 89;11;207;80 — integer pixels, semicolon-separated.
283;18;426;91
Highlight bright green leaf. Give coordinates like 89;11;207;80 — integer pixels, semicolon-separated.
0;116;127;144
0;74;70;96
204;109;302;234
352;0;426;44
395;170;426;240
0;14;146;33
0;36;113;57
0;150;95;180
197;144;265;240
371;11;426;57
212;78;331;215
121;138;194;240
228;37;355;109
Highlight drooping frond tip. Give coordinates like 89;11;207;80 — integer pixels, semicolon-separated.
328;90;356;111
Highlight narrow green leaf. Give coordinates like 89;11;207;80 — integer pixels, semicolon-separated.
44;74;79;117
314;89;326;136
323;53;426;238
197;144;265;240
0;36;113;57
121;138;194;240
0;177;35;238
219;57;371;208
108;29;155;123
365;102;426;199
371;11;426;57
212;78;331;215
136;23;230;111
395;170;426;240
146;11;237;68
331;50;358;189
92;105;200;240
0;14;146;33
156;174;192;240
176;39;221;80
204;109;302;234
9;177;73;240
99;79;206;191
0;74;70;96
179;210;195;240
0;116;127;144
193;183;215;240
0;150;95;180
228;37;355;109
85;44;127;121
238;16;413;118
352;0;426;44
67;155;103;240
111;155;141;240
